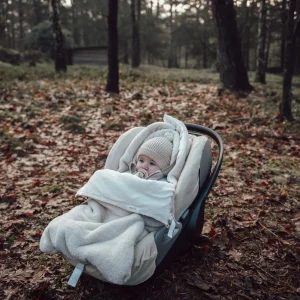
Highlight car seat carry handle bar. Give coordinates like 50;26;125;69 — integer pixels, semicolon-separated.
185;124;224;240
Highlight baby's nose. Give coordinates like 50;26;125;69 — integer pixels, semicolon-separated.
142;162;149;169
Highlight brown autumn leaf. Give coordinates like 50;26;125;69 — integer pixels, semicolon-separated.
0;68;299;300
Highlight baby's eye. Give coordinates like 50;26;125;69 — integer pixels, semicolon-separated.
139;159;144;163
150;162;156;166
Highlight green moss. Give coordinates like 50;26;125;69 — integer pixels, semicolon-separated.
41;185;63;194
60;115;81;124
64;123;86;133
59;114;85;133
103;122;126;131
0;130;22;151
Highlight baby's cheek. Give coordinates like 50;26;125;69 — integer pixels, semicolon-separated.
150;165;160;175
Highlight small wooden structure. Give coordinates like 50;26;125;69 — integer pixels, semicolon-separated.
66;46;108;66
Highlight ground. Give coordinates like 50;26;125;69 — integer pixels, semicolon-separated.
0;64;300;300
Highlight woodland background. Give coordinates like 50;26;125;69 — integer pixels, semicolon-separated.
1;0;300;71
0;0;300;299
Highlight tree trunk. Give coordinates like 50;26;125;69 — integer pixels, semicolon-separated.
245;34;250;70
241;0;250;70
177;46;181;68
212;0;252;91
3;1;10;48
168;0;176;68
18;0;24;49
11;6;16;49
71;0;80;46
32;0;42;25
202;41;207;68
0;3;6;46
106;0;119;94
280;0;287;72
185;45;189;68
279;0;300;120
123;40;129;64
255;0;267;83
49;0;67;72
82;4;89;46
265;14;273;71
296;35;300;74
131;0;141;68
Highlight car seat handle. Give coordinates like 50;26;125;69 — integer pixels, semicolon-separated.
185;124;224;241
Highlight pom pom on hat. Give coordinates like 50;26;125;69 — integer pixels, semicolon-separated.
137;137;173;170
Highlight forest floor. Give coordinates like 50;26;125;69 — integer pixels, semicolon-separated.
0;64;300;300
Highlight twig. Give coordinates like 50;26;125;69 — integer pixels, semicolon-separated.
253;263;277;281
256;221;292;246
236;292;253;300
253;263;298;293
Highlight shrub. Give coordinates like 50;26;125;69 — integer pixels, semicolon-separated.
0;47;21;65
24;21;73;58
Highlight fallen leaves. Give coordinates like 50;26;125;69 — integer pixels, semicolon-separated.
186;273;216;292
0;68;300;299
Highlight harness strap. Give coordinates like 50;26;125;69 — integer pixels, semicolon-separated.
68;263;85;287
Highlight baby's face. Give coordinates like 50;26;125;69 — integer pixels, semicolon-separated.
136;155;161;176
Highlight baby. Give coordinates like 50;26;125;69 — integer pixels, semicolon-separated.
133;136;173;180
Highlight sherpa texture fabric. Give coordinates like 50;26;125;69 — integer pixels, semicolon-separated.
40;115;190;285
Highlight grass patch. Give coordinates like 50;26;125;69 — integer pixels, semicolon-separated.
0;63;107;84
41;184;63;194
60;115;86;133
0;129;23;151
0;63;220;85
0;63;56;83
1;63;299;92
103;122;126;131
121;65;220;85
0;110;18;121
60;115;81;124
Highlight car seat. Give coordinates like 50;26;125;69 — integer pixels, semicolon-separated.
40;116;223;287
65;121;223;286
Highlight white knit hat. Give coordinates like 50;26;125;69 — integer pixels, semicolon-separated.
137;137;173;170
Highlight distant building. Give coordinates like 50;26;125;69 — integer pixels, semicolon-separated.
66;46;108;66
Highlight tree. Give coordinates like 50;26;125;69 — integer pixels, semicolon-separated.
119;0;131;64
131;0;141;68
71;0;80;46
106;0;119;94
280;0;287;72
167;0;177;68
49;0;66;72
140;3;164;65
24;21;72;57
32;0;44;26
255;0;267;83
212;0;252;91
18;0;24;49
0;1;7;47
279;0;300;120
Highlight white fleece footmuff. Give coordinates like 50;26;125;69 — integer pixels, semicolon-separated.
40;204;146;284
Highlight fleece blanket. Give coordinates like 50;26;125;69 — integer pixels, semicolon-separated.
40;115;190;285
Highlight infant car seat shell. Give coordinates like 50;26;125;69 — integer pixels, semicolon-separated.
40;116;223;286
